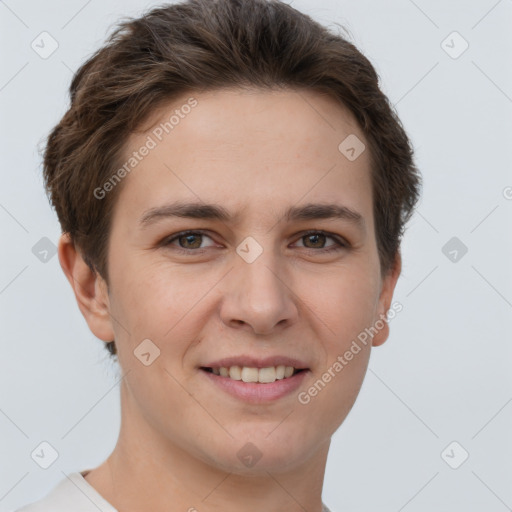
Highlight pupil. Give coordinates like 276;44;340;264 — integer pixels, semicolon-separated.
182;234;201;248
307;233;324;248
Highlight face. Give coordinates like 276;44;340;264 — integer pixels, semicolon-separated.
80;88;400;474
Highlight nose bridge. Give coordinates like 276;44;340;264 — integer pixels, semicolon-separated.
220;234;297;333
236;234;285;305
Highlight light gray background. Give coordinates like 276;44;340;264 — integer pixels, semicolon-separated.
1;0;511;511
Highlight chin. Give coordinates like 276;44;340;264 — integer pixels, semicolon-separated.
197;428;318;476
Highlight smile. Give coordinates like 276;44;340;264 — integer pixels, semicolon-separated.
201;365;304;384
199;366;309;403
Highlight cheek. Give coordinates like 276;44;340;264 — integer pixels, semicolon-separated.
303;265;380;343
296;271;378;428
108;257;220;359
107;258;184;344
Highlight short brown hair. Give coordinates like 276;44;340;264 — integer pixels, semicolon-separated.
43;0;421;358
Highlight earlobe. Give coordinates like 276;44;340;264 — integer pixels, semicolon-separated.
371;251;402;347
58;233;115;342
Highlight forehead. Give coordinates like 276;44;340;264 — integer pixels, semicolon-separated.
112;88;374;231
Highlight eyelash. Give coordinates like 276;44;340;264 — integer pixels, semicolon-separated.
161;229;348;255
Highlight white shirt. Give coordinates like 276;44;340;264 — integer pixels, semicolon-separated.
13;472;116;512
13;471;333;512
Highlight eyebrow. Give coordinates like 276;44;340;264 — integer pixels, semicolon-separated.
139;201;366;232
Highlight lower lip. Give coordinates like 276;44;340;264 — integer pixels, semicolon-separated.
200;368;309;404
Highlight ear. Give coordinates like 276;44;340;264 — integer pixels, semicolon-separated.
371;250;402;347
58;233;115;342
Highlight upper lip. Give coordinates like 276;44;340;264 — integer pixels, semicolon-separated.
201;355;310;370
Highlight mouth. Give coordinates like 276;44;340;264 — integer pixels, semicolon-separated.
199;365;310;403
200;366;307;384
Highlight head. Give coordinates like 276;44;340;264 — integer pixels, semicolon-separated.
46;0;420;473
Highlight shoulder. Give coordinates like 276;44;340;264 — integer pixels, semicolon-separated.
12;472;117;512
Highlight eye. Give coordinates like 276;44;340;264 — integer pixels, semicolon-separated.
162;230;216;252
293;230;348;253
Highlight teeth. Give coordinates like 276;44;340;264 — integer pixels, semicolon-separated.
229;365;242;380
241;367;259;383
211;365;299;383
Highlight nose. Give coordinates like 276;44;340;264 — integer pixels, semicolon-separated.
219;247;299;335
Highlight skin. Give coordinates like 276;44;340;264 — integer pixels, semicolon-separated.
59;88;401;512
